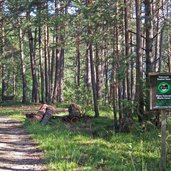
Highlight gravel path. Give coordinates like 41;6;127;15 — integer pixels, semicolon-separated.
0;116;47;171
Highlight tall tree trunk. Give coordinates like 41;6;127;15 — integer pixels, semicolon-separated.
53;0;60;103
44;24;50;103
111;37;118;131
167;35;170;72
50;44;55;100
53;47;60;102
19;26;27;103
75;33;81;101
95;45;103;101
36;0;45;103
154;0;161;72
12;55;16;96
28;28;38;103
58;48;64;102
0;0;6;101
57;1;65;102
84;43;91;92
87;0;99;117
38;26;45;103
135;0;144;122
47;27;52;101
124;0;130;101
104;55;109;104
145;0;153;111
1;64;7;100
89;43;99;117
159;29;163;72
53;0;65;103
166;4;171;72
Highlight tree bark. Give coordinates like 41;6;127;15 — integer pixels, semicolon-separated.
135;0;144;122
28;28;38;103
0;0;6;101
95;45;103;101
53;0;65;103
124;0;130;101
19;26;27;103
38;26;45;103
44;24;50;103
145;0;153;111
75;32;81;101
89;43;99;117
57;1;65;102
58;48;65;102
53;0;60;103
84;43;91;92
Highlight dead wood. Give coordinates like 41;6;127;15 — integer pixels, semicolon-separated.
68;103;83;117
25;112;36;118
40;108;53;125
25;103;83;124
25;104;49;123
37;104;48;115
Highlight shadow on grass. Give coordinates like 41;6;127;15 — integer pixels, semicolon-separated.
0;105;166;170
22;116;163;171
0;101;28;107
50;116;114;139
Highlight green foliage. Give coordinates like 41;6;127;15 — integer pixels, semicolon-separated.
23;118;163;171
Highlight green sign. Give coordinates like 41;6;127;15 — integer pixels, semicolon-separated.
156;75;171;108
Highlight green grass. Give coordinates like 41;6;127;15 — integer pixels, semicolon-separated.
0;104;171;171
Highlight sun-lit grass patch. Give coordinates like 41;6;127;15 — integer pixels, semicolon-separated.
0;105;171;170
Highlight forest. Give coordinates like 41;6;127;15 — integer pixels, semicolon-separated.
0;0;171;170
1;0;171;130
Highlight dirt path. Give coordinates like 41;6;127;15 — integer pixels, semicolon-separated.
0;116;47;171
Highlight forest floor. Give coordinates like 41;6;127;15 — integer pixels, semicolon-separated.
0;103;171;170
0;116;47;171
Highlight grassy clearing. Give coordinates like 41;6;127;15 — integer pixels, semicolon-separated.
0;104;170;171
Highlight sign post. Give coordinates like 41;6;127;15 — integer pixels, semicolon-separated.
149;73;171;171
160;110;167;171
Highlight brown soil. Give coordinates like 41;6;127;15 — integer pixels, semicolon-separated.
0;116;47;171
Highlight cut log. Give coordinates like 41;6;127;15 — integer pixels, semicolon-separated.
25;112;43;122
25;103;79;124
37;104;48;115
40;108;53;125
32;104;48;122
25;112;36;118
25;104;48;122
25;104;58;124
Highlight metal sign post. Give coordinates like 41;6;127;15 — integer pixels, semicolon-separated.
149;73;171;171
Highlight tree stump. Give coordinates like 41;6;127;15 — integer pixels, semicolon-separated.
68;103;83;117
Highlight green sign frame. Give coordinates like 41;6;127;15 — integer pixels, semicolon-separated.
149;73;171;110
